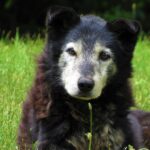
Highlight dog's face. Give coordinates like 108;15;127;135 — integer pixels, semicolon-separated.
59;28;116;100
46;6;140;100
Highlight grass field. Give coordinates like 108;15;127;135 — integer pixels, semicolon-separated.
0;35;150;149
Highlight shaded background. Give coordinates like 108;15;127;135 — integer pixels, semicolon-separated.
0;0;150;36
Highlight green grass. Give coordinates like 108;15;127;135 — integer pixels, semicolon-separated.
133;39;150;110
0;36;150;149
0;36;43;149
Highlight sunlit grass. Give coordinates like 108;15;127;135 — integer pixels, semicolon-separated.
0;36;43;149
133;38;150;110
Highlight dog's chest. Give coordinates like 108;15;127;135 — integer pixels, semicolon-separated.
67;124;124;150
67;103;125;150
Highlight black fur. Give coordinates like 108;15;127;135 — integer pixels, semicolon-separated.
130;110;150;148
18;6;143;150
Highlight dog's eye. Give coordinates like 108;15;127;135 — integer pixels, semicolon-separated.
99;51;111;61
66;48;77;56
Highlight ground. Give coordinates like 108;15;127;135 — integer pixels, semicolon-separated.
0;34;150;149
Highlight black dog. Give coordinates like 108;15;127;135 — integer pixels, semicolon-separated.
18;6;145;150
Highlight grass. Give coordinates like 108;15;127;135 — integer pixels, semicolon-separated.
0;35;43;149
0;35;150;149
133;39;150;110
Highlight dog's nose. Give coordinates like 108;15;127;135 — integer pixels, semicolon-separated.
78;77;94;92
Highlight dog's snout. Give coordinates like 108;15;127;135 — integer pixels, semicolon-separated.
78;77;94;92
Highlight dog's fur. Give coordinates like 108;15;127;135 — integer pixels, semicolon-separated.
18;6;147;150
131;110;150;149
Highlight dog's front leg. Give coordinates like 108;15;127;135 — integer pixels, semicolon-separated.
37;117;75;150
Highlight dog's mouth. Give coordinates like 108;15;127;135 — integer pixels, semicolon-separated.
73;92;97;100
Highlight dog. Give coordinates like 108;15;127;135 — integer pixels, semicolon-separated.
18;6;146;150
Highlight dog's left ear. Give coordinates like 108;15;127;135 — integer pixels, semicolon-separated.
107;19;141;52
46;6;80;33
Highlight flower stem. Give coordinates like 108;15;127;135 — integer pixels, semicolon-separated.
88;102;93;150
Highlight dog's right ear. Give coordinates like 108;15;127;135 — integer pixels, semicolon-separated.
107;19;141;52
46;6;80;33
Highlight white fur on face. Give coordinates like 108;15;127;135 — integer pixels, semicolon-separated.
59;41;116;100
90;43;116;99
59;41;82;97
